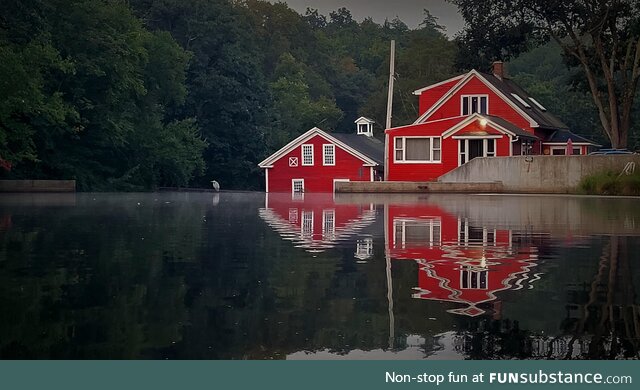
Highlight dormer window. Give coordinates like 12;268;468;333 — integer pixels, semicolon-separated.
354;116;375;137
461;95;488;115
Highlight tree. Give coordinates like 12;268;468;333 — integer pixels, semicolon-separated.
452;0;640;148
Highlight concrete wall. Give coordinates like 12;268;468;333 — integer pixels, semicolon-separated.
335;180;502;193
0;180;76;192
438;155;640;193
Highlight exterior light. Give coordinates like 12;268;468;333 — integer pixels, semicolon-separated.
479;118;488;126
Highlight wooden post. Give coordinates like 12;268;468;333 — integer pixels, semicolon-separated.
384;40;395;181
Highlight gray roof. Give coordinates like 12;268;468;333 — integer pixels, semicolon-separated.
480;72;569;130
547;129;598;145
483;115;539;139
332;133;385;166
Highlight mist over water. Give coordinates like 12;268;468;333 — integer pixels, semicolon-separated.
0;192;638;359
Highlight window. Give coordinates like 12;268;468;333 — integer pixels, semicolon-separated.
288;208;298;223
302;144;313;166
393;218;441;249
394;137;441;163
458;138;497;165
529;97;547;111
461;266;488;289
323;144;335;166
511;93;532;108
292;179;304;194
461;95;488;115
355;238;374;260
358;124;368;134
322;209;335;240
302;211;313;237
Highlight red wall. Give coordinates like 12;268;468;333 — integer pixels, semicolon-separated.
267;134;373;192
386;119;512;182
418;78;462;116
425;75;535;134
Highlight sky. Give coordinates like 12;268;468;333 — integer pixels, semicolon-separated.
272;0;465;36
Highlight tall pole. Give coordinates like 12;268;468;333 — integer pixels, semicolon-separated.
384;40;395;181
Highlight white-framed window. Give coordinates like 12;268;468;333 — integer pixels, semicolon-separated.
393;218;442;249
550;146;581;155
458;138;497;166
355;238;374;260
288;208;298;223
461;95;488;115
461;266;488;289
292;179;304;194
323;144;335;166
322;209;335;240
302;144;313;166
302;210;313;237
394;137;441;163
358;124;368;134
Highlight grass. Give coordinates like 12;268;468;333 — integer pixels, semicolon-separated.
578;170;640;196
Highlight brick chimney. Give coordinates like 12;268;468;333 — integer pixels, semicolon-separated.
492;61;504;79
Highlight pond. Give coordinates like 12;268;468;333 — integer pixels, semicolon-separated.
0;192;639;359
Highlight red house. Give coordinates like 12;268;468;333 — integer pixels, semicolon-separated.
385;202;539;317
386;62;598;181
258;120;384;193
259;193;376;256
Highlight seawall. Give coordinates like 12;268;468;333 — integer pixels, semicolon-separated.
0;180;76;192
437;155;640;193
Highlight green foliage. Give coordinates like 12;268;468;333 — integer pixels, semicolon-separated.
579;171;640;196
1;0;460;190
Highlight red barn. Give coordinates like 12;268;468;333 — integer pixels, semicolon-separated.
259;122;384;193
386;62;598;181
385;202;539;317
259;193;376;256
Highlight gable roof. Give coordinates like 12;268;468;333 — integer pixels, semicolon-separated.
412;74;465;95
258;127;380;168
479;72;569;130
413;69;573;131
545;129;600;146
331;133;385;165
354;116;375;124
442;113;539;140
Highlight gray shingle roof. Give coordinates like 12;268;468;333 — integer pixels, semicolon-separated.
480;72;569;130
331;133;385;166
483;115;540;140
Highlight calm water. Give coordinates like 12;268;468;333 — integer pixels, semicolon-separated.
0;192;639;360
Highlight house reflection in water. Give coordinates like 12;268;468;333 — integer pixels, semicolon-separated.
259;193;376;257
385;203;540;317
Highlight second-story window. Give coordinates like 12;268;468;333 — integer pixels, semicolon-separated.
302;144;314;166
461;95;488;115
323;144;335;166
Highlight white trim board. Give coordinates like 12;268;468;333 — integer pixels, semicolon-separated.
413;70;539;128
258;127;378;168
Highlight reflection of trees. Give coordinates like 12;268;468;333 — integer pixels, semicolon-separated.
0;195;201;358
450;235;639;360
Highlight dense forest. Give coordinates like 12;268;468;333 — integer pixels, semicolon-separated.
0;0;637;190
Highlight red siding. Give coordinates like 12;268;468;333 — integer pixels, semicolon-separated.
267;134;372;193
418;79;463;116
426;75;535;134
386;118;512;181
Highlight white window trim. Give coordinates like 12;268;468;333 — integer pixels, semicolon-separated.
322;209;336;240
322;144;335;166
460;94;489;115
291;178;304;195
301;144;314;166
460;266;489;290
393;136;442;164
301;210;314;237
458;138;496;166
550;145;582;155
392;218;442;249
